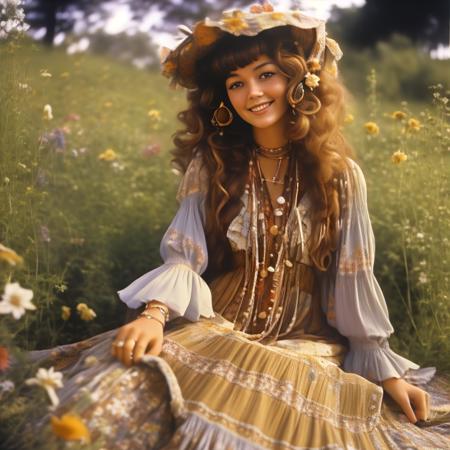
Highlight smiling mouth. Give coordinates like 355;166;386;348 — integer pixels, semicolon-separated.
249;101;273;112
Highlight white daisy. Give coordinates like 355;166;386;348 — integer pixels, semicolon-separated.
25;366;63;407
0;282;36;319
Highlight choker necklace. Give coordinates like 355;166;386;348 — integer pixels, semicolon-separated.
255;142;292;159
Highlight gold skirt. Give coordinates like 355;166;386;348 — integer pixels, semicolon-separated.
24;314;450;450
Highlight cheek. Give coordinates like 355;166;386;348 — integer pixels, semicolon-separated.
227;90;247;114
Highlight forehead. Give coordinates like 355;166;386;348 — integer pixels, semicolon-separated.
227;55;276;78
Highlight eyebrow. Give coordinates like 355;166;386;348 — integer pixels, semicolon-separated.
226;61;275;80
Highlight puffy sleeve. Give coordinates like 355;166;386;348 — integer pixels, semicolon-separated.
116;152;215;322
324;158;435;384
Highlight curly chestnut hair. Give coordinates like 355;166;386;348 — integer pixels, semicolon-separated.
170;26;355;280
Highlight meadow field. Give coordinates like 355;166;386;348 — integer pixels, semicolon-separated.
0;37;449;448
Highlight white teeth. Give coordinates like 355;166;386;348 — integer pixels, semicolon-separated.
250;102;271;112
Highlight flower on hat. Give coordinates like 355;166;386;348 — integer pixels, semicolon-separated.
50;413;91;443
364;121;379;136
391;150;407;164
0;243;23;266
25;366;63;407
307;58;321;72
270;12;285;21
304;72;320;89
223;11;248;34
0;282;36;319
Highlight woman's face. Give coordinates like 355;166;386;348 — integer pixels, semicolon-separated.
225;54;289;130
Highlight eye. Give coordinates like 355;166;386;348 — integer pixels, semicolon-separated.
228;81;242;90
260;71;275;79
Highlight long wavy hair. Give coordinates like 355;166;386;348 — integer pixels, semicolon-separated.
171;26;355;281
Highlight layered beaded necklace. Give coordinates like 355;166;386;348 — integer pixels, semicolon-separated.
232;141;304;341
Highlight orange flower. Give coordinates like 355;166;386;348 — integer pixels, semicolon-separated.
364;121;380;136
391;150;408;164
408;118;422;131
0;346;10;372
51;414;91;443
223;16;249;34
391;110;407;120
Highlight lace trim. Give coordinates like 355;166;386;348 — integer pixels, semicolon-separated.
338;246;372;274
176;153;209;204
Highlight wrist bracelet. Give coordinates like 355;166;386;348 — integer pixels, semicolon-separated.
139;312;165;328
145;304;169;321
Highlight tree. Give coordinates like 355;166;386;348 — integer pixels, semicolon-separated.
331;0;449;51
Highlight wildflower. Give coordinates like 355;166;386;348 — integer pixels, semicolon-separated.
43;104;53;120
40;69;52;78
98;148;117;161
0;243;23;266
78;306;96;321
391;150;407;164
408;118;422;132
304;72;320;89
390;111;406;120
18;82;29;90
344;113;354;124
0;0;29;40
61;306;71;321
111;161;125;171
25;366;63;407
147;109;161;121
416;232;425;239
50;413;91;443
0;380;15;399
4;176;10;184
0;282;36;319
40;225;51;243
142;143;160;158
418;272;428;285
0;346;10;372
364;121;379;136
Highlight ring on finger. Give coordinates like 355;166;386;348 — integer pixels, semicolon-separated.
114;340;125;347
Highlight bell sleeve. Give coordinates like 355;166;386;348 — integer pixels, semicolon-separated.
116;152;215;322
325;158;435;384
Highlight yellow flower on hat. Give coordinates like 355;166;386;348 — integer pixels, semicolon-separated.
364;121;379;135
391;110;407;120
271;12;285;21
408;118;422;131
307;58;321;72
223;17;249;34
51;414;91;443
304;72;320;89
391;150;408;164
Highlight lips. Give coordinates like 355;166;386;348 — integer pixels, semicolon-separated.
248;101;273;112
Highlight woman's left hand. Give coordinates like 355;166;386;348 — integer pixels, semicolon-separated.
381;377;430;424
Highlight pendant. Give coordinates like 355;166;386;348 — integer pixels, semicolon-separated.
284;259;293;268
258;311;267;319
268;266;275;273
276;196;286;205
259;269;269;278
274;208;283;217
269;225;278;235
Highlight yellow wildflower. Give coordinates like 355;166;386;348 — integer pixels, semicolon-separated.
98;149;117;161
408;118;422;131
61;306;71;321
391;110;406;120
79;307;96;321
364;121;379;136
76;303;88;312
391;150;408;164
0;244;23;266
222;17;249;34
344;113;354;124
51;414;91;443
148;109;161;121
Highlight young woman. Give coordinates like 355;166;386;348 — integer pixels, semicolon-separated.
27;3;450;449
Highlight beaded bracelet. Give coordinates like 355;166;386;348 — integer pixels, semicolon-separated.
139;311;165;328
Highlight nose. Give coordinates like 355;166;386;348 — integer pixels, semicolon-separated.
247;79;264;99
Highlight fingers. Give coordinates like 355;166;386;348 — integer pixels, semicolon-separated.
398;394;418;424
410;388;430;422
111;330;138;367
133;335;151;363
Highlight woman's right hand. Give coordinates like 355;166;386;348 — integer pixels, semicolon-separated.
111;316;164;367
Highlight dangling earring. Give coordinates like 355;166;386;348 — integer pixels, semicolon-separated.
288;82;305;125
211;101;233;136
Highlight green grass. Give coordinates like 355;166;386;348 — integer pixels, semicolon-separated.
0;36;449;449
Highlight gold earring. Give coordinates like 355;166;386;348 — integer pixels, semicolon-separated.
211;101;233;135
289;81;305;108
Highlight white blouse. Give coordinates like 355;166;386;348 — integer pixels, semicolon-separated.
117;152;435;383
